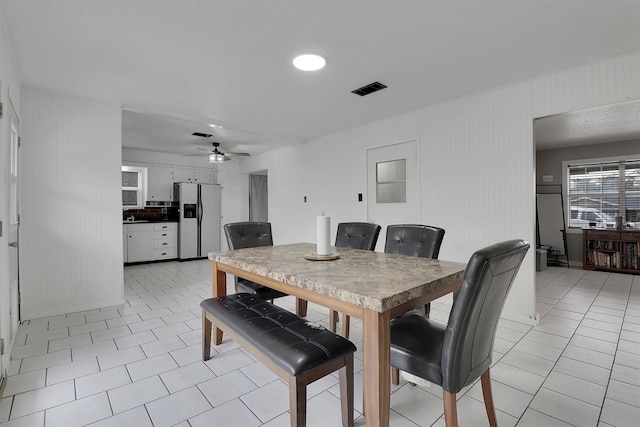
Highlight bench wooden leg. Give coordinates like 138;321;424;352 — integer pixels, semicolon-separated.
290;374;307;427
202;310;212;361
391;367;400;385
339;355;355;427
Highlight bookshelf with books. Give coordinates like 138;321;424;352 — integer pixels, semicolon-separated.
583;229;640;274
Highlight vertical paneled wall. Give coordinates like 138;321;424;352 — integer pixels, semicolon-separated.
20;88;124;319
240;144;307;245
242;51;640;324
418;83;536;321
532;51;640;118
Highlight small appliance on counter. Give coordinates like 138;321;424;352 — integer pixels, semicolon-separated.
174;182;221;260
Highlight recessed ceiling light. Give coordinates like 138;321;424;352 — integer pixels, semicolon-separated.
293;53;326;71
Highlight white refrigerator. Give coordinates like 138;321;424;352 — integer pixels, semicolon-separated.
175;183;221;259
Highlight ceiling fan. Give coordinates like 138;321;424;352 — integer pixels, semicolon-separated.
186;142;250;163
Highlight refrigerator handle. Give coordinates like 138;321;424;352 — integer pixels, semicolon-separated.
197;195;203;225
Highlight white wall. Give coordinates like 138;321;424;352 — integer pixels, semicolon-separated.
20;88;124;319
217;160;249;248
238;51;640;324
239;144;307;245
0;8;22;374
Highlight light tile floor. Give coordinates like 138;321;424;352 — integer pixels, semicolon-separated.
1;261;639;426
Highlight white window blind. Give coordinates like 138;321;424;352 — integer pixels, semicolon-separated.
567;159;640;227
122;166;146;209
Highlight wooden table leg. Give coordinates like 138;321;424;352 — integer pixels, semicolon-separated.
362;309;391;427
212;262;227;345
296;298;308;317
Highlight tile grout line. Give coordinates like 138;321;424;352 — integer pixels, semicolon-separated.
507;269;602;425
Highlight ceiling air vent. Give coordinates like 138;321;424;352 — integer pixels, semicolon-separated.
351;81;387;97
192;132;212;138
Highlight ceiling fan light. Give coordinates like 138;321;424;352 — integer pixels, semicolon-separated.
293;53;326;71
208;152;225;163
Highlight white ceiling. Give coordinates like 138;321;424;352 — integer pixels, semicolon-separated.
535;101;640;150
1;0;639;157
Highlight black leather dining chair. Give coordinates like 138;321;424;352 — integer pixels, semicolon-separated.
385;224;445;319
330;222;381;337
390;239;530;427
223;222;289;302
385;224;446;385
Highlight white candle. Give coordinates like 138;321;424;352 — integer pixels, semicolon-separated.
317;215;331;255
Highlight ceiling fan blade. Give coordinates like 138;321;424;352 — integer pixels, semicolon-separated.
196;147;212;152
182;153;210;157
225;151;250;157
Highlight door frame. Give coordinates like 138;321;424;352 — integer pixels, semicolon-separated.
8;95;21;335
366;140;420;251
1;87;21;385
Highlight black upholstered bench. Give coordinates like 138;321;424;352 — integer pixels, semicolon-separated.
201;293;356;427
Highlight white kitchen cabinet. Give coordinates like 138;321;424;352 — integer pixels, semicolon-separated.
123;222;177;263
152;222;177;260
146;166;173;201
125;223;154;263
172;167;213;185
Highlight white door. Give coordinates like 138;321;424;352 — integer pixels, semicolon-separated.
1;96;20;381
367;141;420;251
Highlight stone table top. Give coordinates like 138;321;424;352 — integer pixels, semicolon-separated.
209;242;467;312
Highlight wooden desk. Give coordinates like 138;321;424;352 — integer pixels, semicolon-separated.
209;243;466;427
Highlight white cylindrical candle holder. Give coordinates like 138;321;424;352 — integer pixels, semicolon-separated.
317;215;331;255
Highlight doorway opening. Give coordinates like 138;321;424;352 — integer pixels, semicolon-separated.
534;100;640;267
249;171;268;222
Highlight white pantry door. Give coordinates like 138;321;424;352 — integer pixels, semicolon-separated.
367;141;420;252
1;91;20;382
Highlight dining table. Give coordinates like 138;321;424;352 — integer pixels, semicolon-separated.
208;242;467;427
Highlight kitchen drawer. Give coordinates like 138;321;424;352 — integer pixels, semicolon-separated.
153;229;177;239
154;239;176;249
153;247;177;259
153;222;177;231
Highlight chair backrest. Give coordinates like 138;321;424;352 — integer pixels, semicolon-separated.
334;222;381;251
384;224;445;259
442;239;530;393
224;222;273;250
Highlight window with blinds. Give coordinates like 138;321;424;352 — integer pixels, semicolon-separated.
122;166;147;209
376;159;406;203
567;159;640;228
